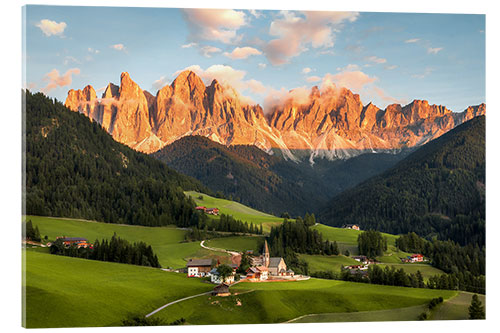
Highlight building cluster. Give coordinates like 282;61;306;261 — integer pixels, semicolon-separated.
401;254;424;263
185;240;294;288
195;206;220;215
53;237;92;248
342;224;361;230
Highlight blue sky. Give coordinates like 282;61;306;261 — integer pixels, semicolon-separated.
24;5;485;112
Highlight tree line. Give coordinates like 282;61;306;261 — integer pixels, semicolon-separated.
357;230;387;258
50;233;161;268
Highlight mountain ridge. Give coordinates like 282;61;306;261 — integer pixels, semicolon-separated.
64;70;485;162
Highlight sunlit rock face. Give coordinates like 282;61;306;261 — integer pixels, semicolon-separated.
65;71;485;160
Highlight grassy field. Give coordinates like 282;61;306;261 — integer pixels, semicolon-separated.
430;292;486;320
375;263;445;280
205;236;264;254
290;304;428;323
299;254;359;272
151;278;457;324
24;215;223;269
23;250;213;328
311;223;399;246
185;191;285;232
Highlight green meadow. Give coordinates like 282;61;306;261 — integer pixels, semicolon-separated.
375;263;445;280
311;223;399;246
23;250;213;328
185;191;286;232
430;292;486;320
151;278;457;324
24;215;224;269
205;236;264;253
299;254;359;272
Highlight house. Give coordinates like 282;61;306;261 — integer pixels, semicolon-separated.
246;266;268;281
195;206;206;212
210;268;235;284
352;256;368;264
205;208;220;215
286;269;295;277
401;254;424;263
342;224;360;230
186;259;214;277
212;283;231;297
268;257;287;276
57;237;91;248
344;264;368;270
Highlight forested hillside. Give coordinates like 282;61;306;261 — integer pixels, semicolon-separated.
153;136;406;216
318;116;485;246
24;91;209;227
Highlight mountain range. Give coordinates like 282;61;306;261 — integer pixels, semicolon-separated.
64;71;485;162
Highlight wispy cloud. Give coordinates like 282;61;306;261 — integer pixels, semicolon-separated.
110;44;126;51
427;47;443;54
152;76;167;91
306;76;321;82
365;55;387;64
385;65;398;70
258;63;267;69
412;67;434;79
224;46;262;59
404;38;420;43
302;67;313;74
36;19;67;37
41;68;80;93
63;56;81;66
200;45;222;58
182;42;197;48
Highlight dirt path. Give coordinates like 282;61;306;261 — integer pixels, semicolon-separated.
200;240;240;257
145;291;212;318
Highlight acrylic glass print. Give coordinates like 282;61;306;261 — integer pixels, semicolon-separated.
22;5;486;328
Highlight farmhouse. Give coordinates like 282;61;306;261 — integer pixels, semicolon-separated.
186;259;214;277
344;264;368;270
57;237;91;248
212;283;231;297
209;268;236;284
195;206;206;212
205;208;220;215
246;266;268;281
352;255;368;264
342;224;360;230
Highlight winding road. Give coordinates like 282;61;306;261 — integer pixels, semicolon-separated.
145;291;213;318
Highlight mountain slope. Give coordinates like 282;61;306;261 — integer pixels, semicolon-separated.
318;116;485;246
64;71;485;162
25;90;209;226
153;136;408;216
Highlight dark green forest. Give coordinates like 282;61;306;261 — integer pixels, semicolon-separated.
318;116;485;246
153;135;406;216
25;91;209;227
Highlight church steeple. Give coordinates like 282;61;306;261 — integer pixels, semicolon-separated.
263;240;270;267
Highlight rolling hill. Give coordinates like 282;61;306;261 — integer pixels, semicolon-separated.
318;116;485;246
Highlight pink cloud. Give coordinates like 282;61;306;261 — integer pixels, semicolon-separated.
110;44;126;51
306;76;321;82
427;47;443;54
182;9;247;44
41;68;80;94
321;70;377;92
264;11;359;65
224;46;262;59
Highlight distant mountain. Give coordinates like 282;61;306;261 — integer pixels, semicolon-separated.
318;116;485;246
64;71;485;162
153;136;408;216
25;90;209;227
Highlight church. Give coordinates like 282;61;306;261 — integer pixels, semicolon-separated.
250;240;290;277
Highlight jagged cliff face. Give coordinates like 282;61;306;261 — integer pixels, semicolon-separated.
64;71;486;161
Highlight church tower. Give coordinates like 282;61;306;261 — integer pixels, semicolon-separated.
263;239;270;267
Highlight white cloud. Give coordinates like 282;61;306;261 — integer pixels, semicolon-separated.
36;19;67;37
258;63;267;69
302;67;313;74
152;76;167;91
427;47;443;54
321;70;377;92
200;45;222;58
87;48;100;54
63;56;81;65
365;55;387;64
224;46;262;59
385;65;398;70
264;11;359;65
182;42;197;48
182;9;247;44
404;38;420;43
336;64;360;71
249;10;263;19
412;67;434;79
306;76;321;82
173;64;268;97
41;68;80;94
110;44;126;51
